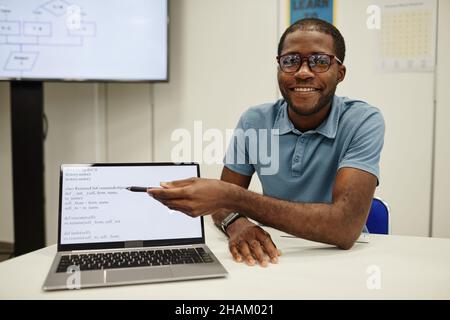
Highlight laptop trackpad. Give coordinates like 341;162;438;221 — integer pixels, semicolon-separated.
106;267;173;283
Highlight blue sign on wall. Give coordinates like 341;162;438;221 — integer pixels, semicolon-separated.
290;0;334;24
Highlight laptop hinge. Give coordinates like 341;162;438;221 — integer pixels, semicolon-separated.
124;241;143;248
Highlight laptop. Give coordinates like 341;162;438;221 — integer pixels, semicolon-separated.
43;162;228;291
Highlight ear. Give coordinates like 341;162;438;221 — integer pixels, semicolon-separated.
337;64;346;83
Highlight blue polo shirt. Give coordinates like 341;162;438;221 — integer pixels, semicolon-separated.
224;95;385;204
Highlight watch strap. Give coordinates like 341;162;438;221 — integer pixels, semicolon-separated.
220;212;244;234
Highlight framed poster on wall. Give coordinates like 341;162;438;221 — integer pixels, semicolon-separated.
376;0;437;72
289;0;334;24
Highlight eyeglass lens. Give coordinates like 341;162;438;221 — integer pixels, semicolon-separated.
279;54;332;73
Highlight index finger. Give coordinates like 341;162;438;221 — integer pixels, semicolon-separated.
160;177;196;188
147;187;187;200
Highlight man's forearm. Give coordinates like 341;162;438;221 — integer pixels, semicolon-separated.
226;185;364;249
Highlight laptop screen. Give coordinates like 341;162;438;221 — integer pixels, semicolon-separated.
58;163;203;249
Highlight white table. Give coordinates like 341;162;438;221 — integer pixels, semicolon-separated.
1;217;449;299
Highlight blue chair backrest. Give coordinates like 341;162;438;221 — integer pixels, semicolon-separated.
366;198;390;235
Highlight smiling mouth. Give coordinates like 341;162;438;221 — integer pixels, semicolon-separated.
290;87;319;93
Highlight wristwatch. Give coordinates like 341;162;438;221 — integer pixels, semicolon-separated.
221;212;244;234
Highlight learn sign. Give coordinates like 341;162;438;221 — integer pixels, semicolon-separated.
290;0;334;24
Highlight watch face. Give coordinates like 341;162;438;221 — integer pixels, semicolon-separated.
222;213;241;231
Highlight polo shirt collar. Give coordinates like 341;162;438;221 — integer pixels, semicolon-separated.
273;96;341;139
273;100;294;135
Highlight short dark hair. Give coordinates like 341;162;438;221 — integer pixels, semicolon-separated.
277;18;346;63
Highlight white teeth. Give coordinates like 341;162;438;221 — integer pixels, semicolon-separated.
293;87;317;92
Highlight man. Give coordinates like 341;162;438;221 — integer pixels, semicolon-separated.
149;18;385;267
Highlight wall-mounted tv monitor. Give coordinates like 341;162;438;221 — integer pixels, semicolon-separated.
0;0;168;81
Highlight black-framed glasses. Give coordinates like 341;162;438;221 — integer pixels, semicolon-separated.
277;53;343;74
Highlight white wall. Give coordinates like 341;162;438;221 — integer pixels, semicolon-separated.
0;82;13;243
152;0;450;237
335;0;450;237
105;84;153;162
153;0;279;190
335;0;435;236
432;0;450;238
43;83;153;244
44;83;104;244
0;0;449;245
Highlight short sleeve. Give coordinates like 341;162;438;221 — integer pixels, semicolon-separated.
338;110;385;183
223;114;255;177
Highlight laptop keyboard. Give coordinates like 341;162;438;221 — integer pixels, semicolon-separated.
56;247;213;273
